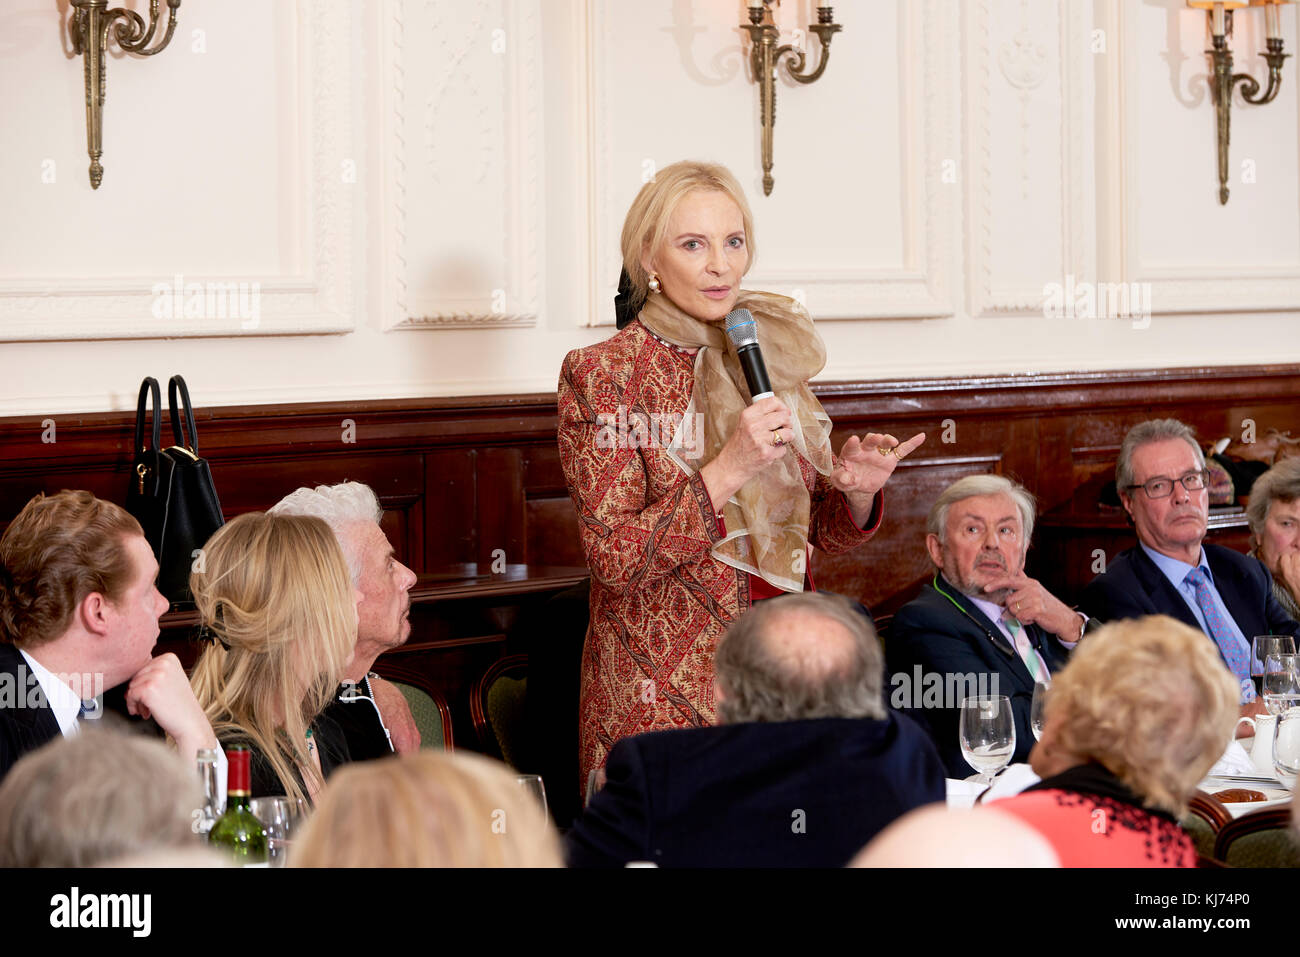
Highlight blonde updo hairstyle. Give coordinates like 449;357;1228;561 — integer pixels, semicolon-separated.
620;160;756;312
190;512;356;806
1043;615;1240;817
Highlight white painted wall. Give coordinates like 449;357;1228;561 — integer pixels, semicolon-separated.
1;0;1297;416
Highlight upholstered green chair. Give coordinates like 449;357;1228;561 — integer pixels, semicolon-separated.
1214;807;1300;867
372;664;454;750
393;681;454;751
471;654;529;770
1180;790;1232;861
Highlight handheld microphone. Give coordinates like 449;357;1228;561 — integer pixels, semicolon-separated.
724;308;774;402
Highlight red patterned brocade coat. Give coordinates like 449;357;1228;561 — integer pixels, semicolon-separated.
558;320;882;786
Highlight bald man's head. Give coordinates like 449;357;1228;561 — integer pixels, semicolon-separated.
760;607;859;685
714;592;884;724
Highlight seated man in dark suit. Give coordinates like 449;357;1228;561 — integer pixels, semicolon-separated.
1080;418;1300;715
564;592;945;868
0;491;220;783
887;475;1093;778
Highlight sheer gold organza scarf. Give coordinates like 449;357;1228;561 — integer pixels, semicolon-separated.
639;290;835;593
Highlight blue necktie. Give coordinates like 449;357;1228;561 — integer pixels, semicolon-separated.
1183;567;1254;702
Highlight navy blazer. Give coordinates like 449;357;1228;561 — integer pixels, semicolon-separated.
885;574;1074;778
0;643;61;785
564;712;945;868
1079;544;1300;653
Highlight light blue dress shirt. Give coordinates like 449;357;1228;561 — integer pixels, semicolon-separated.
1140;542;1253;699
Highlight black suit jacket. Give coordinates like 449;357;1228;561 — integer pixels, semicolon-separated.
0;643;61;785
1079;544;1300;653
886;574;1073;778
564;712;945;868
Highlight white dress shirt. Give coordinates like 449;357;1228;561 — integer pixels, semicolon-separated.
18;648;228;807
19;649;87;738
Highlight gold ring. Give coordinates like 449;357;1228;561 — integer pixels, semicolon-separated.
877;446;891;457
772;430;785;447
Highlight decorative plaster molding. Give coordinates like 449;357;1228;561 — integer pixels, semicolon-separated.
997;0;1048;198
1101;0;1300;314
0;0;357;342
586;0;956;325
382;0;543;331
964;0;1092;316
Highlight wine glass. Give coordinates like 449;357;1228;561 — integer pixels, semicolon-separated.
959;695;1016;787
249;796;304;868
1262;653;1300;716
1273;708;1300;789
1252;635;1297;680
1030;682;1050;742
516;774;548;818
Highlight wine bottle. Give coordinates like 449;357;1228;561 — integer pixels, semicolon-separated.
208;745;268;865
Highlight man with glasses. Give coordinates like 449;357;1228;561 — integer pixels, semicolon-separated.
1080;418;1300;714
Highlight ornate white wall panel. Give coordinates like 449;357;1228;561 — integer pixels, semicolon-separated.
0;0;357;341
381;0;543;330
963;0;1094;316
1101;0;1300;313
585;0;956;325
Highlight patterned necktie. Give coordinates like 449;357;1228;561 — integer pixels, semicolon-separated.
1003;614;1042;682
1183;566;1253;700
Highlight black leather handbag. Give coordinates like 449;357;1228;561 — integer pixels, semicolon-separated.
124;376;225;609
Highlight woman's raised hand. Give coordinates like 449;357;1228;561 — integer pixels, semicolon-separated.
700;397;792;510
830;432;926;511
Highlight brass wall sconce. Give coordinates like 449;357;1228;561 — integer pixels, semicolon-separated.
1188;0;1291;204
742;1;842;195
69;0;182;189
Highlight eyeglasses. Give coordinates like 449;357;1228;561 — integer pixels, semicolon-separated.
1123;470;1210;500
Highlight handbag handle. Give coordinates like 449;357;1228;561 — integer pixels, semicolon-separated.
133;377;161;454
167;375;201;454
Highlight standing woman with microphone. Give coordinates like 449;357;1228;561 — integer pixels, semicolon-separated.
558;160;923;786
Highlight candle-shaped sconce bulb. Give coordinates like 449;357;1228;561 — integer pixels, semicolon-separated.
1266;1;1280;40
1213;0;1226;34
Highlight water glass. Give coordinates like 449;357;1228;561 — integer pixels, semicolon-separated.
959;695;1015;786
516;774;548;818
1263;653;1300;716
249;796;303;868
1252;635;1297;678
1030;682;1050;742
1273;709;1300;789
585;767;607;807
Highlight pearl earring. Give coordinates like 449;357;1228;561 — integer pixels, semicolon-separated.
648;274;662;295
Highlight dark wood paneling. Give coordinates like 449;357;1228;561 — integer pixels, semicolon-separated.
526;496;588;568
4;364;1300;754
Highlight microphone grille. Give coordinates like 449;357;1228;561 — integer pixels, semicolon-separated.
725;308;758;348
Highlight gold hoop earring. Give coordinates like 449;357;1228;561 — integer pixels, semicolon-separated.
647;274;662;295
